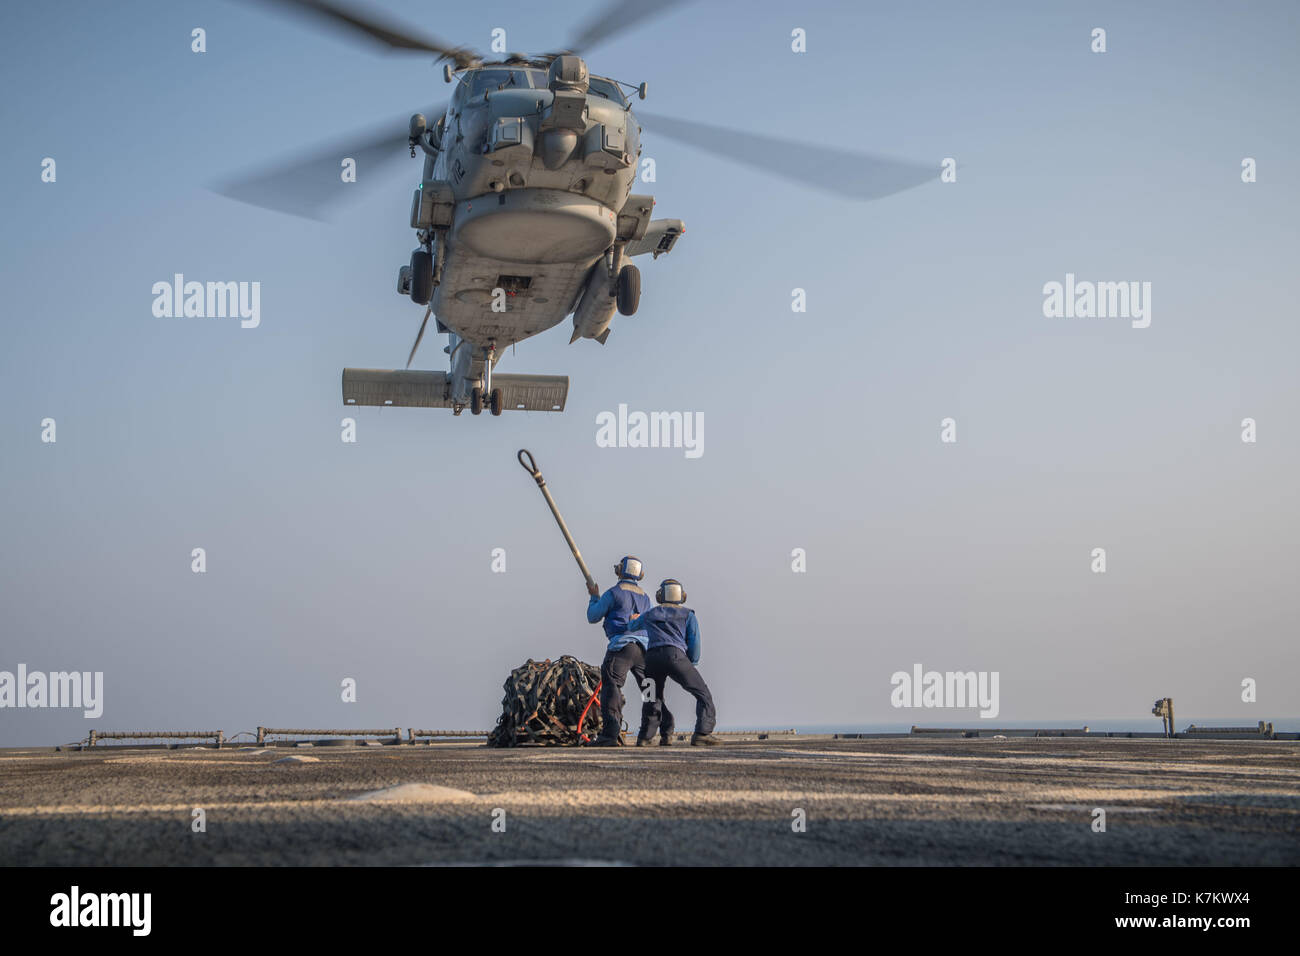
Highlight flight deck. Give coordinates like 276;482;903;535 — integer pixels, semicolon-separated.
2;736;1296;866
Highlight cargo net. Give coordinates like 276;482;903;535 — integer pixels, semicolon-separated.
487;656;603;747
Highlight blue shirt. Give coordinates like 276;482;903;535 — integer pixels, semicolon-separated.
587;578;652;651
615;605;701;663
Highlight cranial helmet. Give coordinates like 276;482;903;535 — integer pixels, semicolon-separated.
656;579;686;605
615;556;644;580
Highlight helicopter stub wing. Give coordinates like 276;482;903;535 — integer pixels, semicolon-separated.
342;369;568;412
625;219;685;259
488;374;569;412
343;369;451;407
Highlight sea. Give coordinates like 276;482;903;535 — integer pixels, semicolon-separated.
717;717;1300;735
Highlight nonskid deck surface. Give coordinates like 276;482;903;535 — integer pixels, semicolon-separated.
1;737;1297;866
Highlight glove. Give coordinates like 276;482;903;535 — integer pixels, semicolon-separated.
586;581;599;598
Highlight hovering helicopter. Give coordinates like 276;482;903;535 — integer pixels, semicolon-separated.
220;0;936;416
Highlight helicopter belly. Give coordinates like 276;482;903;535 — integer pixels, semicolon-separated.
432;246;597;347
453;189;617;264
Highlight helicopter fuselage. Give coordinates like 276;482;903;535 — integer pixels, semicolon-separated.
401;61;682;407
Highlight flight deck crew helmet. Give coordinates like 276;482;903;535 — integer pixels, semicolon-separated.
656;579;686;604
615;556;644;580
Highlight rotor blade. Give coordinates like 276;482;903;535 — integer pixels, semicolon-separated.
213;105;442;219
636;112;937;202
562;0;694;53
252;0;480;66
406;304;433;369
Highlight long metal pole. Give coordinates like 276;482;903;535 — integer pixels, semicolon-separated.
517;449;597;594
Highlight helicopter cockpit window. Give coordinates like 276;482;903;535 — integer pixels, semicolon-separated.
469;69;541;95
587;77;625;104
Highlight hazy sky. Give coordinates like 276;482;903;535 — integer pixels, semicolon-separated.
1;0;1297;746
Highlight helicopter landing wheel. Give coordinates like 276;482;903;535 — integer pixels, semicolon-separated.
470;387;483;415
490;388;504;417
409;249;433;305
616;264;640;316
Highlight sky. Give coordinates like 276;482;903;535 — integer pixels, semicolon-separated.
1;0;1297;746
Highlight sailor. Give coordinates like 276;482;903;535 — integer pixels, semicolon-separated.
623;578;718;747
586;556;671;746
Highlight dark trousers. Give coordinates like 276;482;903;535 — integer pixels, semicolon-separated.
643;645;716;738
598;643;671;741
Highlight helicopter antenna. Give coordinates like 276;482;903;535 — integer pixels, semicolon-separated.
406;304;433;369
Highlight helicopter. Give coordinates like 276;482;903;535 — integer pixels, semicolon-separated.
220;0;936;416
